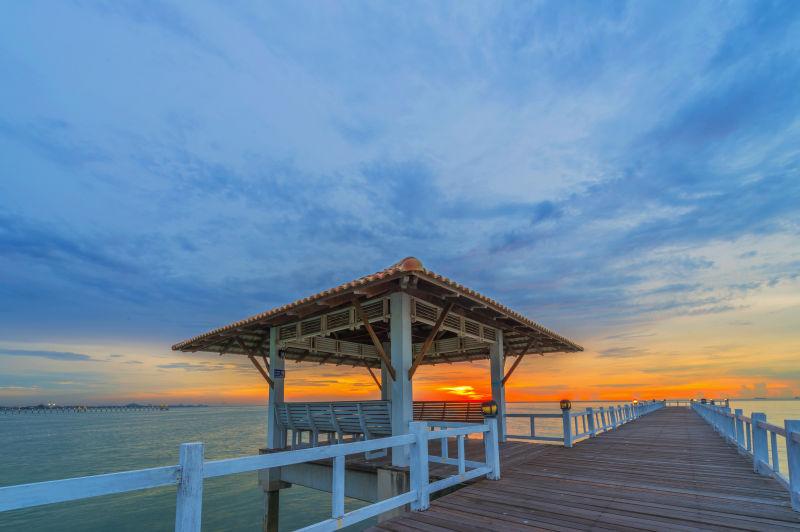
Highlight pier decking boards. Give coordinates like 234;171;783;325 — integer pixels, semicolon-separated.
371;407;800;531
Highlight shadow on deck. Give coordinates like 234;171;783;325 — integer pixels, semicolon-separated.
371;407;800;531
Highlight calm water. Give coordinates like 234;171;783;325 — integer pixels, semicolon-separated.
1;400;798;531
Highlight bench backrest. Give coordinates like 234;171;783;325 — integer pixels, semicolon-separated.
413;401;484;423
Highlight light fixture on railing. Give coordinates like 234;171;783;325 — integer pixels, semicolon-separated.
481;400;498;418
559;399;572;411
632;399;639;405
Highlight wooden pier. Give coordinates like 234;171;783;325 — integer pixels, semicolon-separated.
372;407;800;531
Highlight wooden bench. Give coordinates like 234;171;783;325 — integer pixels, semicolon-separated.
275;401;391;447
413;401;484;424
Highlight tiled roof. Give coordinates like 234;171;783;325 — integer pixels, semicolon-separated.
171;257;582;353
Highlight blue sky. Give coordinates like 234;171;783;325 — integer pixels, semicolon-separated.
1;1;798;403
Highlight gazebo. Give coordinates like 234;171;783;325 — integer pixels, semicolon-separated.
172;257;582;526
173;256;581;448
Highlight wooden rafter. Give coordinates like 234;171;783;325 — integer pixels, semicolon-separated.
365;364;382;391
502;338;536;385
248;356;274;387
352;299;396;380
408;301;453;379
236;338;274;387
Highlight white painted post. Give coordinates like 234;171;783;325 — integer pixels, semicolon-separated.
267;327;284;449
751;413;769;476
784;420;800;511
264;327;284;532
457;436;466;475
562;408;573;448
484;417;501;480
390;292;413;467
409;421;430;511
586;407;596;437
735;409;744;449
175;442;203;532
489;330;506;442
332;455;345;519
380;343;390;401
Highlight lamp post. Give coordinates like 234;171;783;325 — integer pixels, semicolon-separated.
560;399;573;448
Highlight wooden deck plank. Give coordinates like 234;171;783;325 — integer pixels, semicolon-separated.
371;408;800;531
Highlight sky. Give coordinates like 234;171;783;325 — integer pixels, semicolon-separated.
1;1;799;405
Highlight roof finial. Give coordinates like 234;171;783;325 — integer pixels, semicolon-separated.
397;256;424;272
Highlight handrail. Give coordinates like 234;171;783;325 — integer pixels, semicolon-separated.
692;402;800;511
0;419;501;531
505;401;666;447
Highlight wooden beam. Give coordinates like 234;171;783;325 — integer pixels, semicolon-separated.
408;301;453;379
502;338;536;385
366;365;382;391
235;338;274;387
248;356;274;388
353;299;396;380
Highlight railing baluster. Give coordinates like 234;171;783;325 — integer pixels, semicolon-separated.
484;417;501;480
752;413;769;476
587;407;596;437
175;443;203;532
457;435;465;475
735;409;744;450
332;455;345;519
771;431;780;474
785;420;800;511
409;422;430;511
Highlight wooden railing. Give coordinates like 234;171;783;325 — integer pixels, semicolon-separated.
0;419;500;531
693;402;800;511
506;400;666;447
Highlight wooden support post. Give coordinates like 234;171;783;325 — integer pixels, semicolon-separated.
263;327;284;532
365;364;382;391
562;408;573;448
484;417;501;480
354;299;396;380
248;356;274;388
380;343;390;401
408;302;452;379
752;412;769;476
239;338;274;388
409;421;430;511
175;442;203;532
501;355;524;386
735;409;745;450
489;330;506;442
390;292;413;467
587;407;596;437
785;419;800;511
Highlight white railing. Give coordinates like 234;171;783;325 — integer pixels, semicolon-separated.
506;400;665;447
0;419;501;531
693;402;800;511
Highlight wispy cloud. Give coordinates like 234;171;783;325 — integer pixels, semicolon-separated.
0;348;94;362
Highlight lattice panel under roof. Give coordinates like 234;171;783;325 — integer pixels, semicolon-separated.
410;298;497;343
281;336;487;362
276;297;389;344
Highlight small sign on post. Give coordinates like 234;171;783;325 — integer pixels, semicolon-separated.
274;369;285;379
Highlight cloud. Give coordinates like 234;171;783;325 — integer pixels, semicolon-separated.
0;2;798;401
157;361;247;372
597;347;648;359
0;348;94;361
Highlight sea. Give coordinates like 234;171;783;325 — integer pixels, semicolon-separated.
1;400;798;531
